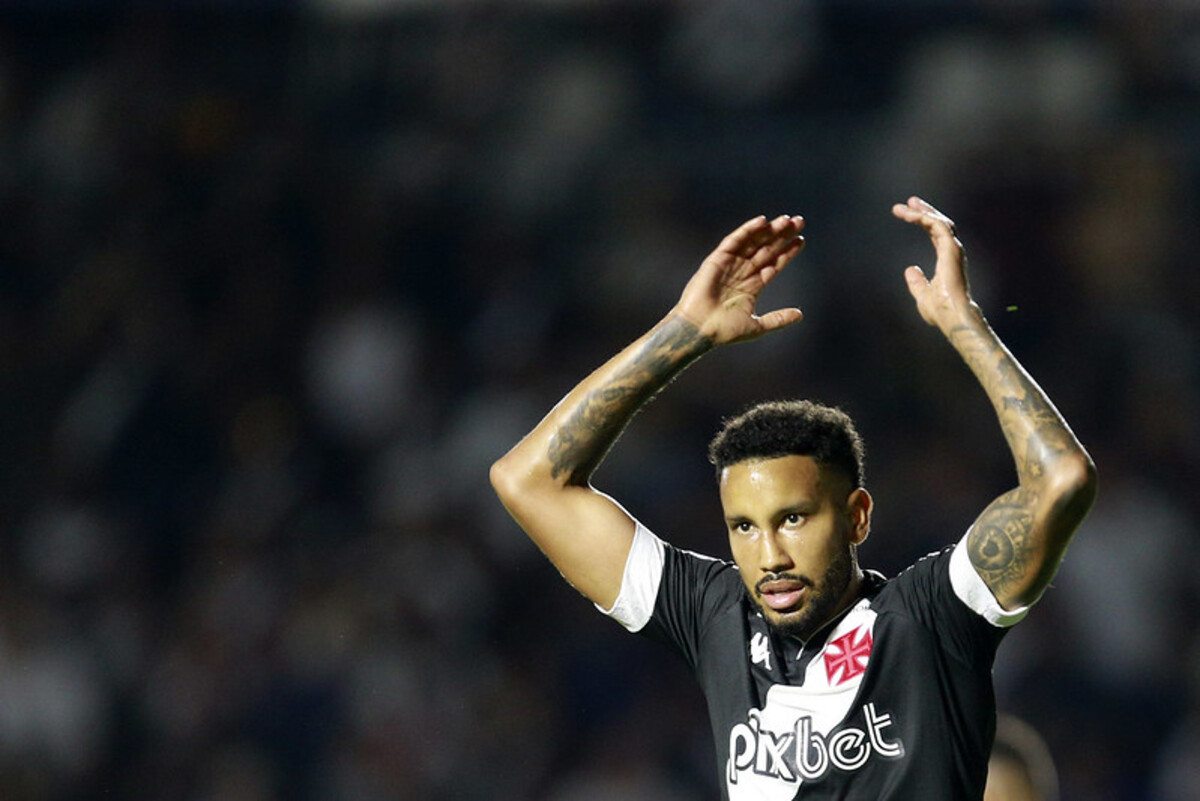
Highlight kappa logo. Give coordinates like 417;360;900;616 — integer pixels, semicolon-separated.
750;631;772;671
823;626;872;685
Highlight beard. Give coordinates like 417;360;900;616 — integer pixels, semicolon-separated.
756;545;855;643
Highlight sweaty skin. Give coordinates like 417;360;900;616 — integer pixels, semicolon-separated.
491;214;806;610
491;197;1094;641
720;454;872;641
891;197;1096;609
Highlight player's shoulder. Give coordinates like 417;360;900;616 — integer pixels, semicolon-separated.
865;543;957;607
622;521;744;618
870;542;954;580
662;541;743;600
663;539;736;573
896;543;957;579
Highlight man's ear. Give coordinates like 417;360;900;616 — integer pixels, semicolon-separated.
847;487;873;546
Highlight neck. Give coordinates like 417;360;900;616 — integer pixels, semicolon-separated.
834;566;865;616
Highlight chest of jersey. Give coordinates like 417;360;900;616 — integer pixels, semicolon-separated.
724;600;906;798
636;540;1003;800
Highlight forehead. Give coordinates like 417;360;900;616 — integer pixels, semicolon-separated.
718;454;829;508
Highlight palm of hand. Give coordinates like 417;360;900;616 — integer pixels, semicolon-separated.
676;215;806;345
892;197;977;330
913;254;972;327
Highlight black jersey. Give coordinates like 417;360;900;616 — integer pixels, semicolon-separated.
601;523;1029;800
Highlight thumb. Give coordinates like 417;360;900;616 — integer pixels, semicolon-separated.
755;307;804;333
903;266;928;302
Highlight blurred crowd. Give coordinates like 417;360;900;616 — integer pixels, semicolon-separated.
1;2;1198;800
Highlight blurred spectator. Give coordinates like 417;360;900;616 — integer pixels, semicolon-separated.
985;714;1059;801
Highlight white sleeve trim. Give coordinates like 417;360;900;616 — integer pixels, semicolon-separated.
595;521;666;632
949;530;1030;628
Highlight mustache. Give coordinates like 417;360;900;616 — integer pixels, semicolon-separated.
754;572;813;596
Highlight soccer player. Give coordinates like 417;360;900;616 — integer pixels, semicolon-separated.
490;197;1096;799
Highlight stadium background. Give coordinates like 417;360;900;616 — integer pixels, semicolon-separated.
1;2;1198;799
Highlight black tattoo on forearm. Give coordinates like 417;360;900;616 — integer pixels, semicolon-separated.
548;316;712;483
947;323;1077;487
948;318;1094;602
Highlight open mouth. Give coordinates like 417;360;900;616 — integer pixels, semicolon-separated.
757;577;809;612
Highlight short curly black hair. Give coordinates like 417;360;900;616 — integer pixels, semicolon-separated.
707;400;865;487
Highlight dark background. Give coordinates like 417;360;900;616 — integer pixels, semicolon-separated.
0;2;1198;799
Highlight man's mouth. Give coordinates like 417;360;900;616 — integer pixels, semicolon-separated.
757;577;809;612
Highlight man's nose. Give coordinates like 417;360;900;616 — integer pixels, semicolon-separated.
759;530;794;573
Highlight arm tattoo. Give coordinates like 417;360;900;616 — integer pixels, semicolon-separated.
948;319;1093;602
548;316;712;483
967;488;1035;594
947;323;1076;487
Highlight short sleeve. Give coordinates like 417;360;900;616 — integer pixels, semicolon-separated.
883;536;1023;667
597;521;741;670
949;532;1030;628
595;521;666;632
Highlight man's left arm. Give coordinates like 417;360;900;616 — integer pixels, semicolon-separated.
893;196;1098;611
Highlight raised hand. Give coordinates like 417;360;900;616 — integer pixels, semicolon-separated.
674;214;806;346
891;196;980;331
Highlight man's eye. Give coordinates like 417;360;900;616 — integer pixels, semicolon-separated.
736;522;753;533
785;513;803;525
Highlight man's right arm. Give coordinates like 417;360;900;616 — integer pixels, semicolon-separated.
490;214;806;610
